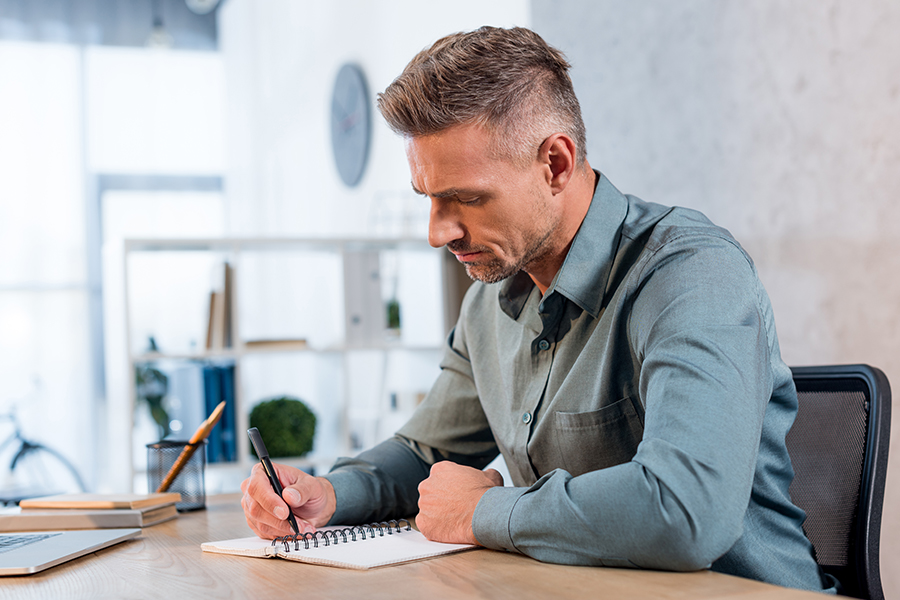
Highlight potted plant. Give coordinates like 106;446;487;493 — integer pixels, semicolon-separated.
248;396;316;458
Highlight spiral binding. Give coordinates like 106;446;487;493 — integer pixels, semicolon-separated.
272;519;412;552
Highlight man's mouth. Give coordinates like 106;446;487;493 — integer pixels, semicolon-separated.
452;250;482;262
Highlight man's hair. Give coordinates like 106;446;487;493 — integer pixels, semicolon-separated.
377;26;587;166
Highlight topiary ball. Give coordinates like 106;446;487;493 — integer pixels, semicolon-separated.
248;396;316;458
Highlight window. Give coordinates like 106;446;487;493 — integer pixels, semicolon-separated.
0;39;225;494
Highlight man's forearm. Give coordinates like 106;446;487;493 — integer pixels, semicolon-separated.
321;436;432;525
472;453;746;571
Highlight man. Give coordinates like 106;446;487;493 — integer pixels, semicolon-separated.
242;26;833;593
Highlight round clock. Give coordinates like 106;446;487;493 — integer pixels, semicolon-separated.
330;63;371;187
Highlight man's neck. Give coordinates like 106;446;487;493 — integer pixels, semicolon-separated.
527;165;597;294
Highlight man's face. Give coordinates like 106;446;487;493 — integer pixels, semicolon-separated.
406;124;560;284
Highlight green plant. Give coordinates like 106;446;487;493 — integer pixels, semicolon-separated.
135;365;170;440
134;337;170;440
386;298;401;331
249;396;316;458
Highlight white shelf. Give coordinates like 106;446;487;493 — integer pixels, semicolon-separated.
110;237;458;493
131;343;446;363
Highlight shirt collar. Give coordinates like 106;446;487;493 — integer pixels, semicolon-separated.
499;171;629;320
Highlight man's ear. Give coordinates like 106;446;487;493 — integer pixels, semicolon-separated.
538;133;578;195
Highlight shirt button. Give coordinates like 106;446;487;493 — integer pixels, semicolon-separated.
538;339;550;351
522;412;532;424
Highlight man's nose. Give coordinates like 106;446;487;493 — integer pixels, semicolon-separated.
427;199;465;248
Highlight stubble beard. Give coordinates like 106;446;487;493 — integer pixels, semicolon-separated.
454;222;557;284
452;180;560;285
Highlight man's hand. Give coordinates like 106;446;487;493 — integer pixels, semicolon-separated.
240;462;336;539
416;462;503;545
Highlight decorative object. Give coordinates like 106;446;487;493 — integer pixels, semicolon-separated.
135;338;170;440
330;63;371;187
249;397;316;458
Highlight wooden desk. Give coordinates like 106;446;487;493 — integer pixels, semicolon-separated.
2;494;824;600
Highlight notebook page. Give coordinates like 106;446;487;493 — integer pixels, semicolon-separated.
202;526;475;568
276;527;475;569
201;536;278;558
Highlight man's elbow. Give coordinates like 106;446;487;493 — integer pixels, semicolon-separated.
638;513;742;572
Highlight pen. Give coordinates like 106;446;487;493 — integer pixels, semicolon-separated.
247;427;300;536
156;400;226;493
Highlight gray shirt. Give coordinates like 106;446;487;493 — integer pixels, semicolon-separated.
324;173;831;592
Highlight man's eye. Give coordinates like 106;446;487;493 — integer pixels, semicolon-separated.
459;197;480;205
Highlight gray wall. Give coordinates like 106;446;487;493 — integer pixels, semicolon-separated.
531;0;900;593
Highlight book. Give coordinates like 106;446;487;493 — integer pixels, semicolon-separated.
205;263;234;351
206;290;225;350
203;364;236;463
223;262;233;348
0;504;177;531
19;493;182;511
201;522;476;570
219;364;236;462
243;339;308;351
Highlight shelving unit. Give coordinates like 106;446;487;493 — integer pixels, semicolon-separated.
106;237;468;493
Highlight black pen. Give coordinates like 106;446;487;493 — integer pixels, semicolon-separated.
247;427;300;536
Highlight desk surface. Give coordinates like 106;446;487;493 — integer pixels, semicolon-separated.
2;494;825;600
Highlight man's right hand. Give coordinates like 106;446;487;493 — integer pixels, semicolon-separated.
240;462;336;539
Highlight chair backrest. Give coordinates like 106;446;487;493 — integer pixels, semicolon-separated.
787;365;891;600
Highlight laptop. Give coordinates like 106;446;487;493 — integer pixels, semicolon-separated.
0;528;140;575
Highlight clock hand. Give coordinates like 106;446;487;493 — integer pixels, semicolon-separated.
332;97;350;121
340;113;359;131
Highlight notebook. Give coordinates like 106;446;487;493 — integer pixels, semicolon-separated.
0;529;140;575
0;503;177;531
201;521;476;570
19;493;181;511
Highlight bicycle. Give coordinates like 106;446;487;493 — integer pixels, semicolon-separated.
0;408;86;504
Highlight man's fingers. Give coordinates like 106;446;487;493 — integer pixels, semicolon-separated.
245;465;288;513
241;463;336;535
484;468;504;487
283;487;301;506
241;491;293;538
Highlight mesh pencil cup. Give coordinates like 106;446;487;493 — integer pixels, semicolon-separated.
147;440;207;511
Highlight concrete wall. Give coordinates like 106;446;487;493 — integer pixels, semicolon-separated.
531;0;900;595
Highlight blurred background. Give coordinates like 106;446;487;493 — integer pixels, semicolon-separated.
0;0;897;594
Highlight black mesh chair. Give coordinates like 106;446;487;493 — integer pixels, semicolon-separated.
787;365;891;600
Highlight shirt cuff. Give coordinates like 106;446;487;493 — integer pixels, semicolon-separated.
320;469;368;526
472;485;528;552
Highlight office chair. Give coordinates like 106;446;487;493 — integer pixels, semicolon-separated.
787;365;891;600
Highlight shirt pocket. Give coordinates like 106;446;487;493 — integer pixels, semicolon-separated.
552;397;644;476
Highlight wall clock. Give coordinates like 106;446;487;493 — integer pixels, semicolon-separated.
330;63;371;187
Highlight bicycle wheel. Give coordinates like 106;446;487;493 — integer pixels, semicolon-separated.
8;442;86;495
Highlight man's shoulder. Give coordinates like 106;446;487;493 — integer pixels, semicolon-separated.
623;196;744;257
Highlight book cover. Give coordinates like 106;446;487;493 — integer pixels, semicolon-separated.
223;262;233;348
206;291;225;351
205;263;234;351
0;504;177;531
19;493;182;510
219;364;236;462
243;339;308;351
203;365;224;463
203;365;236;463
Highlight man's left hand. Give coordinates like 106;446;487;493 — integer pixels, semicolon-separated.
416;461;504;545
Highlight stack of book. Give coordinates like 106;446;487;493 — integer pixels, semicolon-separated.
0;493;181;532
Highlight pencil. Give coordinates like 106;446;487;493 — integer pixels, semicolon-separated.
155;400;226;493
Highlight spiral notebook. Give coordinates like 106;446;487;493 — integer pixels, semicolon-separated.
201;520;476;570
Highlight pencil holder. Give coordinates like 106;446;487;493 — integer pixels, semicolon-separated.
147;440;207;511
